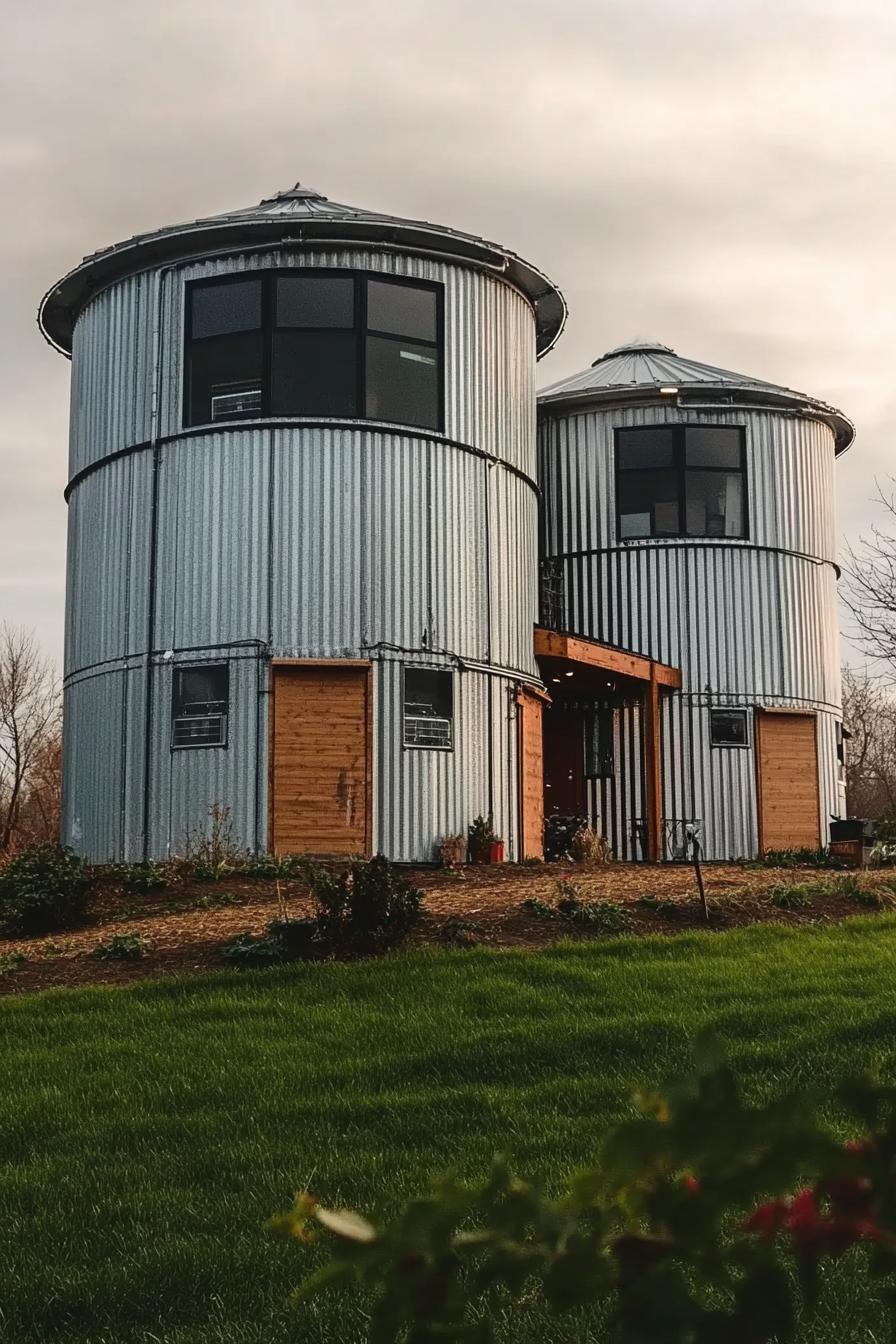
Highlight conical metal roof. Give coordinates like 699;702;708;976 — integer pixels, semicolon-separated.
38;182;566;358
539;339;854;454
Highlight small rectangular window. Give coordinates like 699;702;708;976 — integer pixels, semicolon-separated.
403;668;453;749
585;708;615;777
710;708;749;748
172;664;229;749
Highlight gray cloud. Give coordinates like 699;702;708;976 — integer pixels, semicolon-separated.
3;0;895;668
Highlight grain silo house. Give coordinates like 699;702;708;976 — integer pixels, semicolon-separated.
39;185;852;865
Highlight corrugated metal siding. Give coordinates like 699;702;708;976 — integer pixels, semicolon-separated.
374;656;518;862
68;249;536;478
64;452;152;674
146;653;266;858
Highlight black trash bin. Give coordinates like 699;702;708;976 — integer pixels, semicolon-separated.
829;818;875;866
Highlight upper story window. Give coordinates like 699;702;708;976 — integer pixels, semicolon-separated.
184;271;443;432
615;426;747;541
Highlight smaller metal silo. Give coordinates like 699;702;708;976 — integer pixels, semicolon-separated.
536;341;854;861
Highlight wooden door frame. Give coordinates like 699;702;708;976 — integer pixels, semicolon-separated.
517;683;550;861
754;707;820;855
268;659;374;856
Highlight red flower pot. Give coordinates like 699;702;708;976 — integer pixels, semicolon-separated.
487;840;505;864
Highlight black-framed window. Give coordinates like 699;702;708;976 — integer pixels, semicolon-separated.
585;708;615;777
184;271;443;431
172;663;229;749
616;426;747;540
403;667;453;750
710;708;750;748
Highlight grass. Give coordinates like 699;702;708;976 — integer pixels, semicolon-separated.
3;919;896;1342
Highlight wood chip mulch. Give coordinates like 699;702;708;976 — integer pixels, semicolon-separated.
0;862;891;997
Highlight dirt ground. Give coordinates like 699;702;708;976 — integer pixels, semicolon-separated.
1;860;893;997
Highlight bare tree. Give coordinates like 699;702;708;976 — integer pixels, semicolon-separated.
841;667;896;820
842;483;896;675
0;625;61;854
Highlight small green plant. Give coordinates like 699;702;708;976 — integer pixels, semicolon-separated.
521;895;557;920
523;885;632;931
93;932;150;960
117;862;169;893
222;932;286;967
568;825;612;865
767;883;814;910
0;951;27;974
0;844;89;933
193;890;239;910
638;894;682;916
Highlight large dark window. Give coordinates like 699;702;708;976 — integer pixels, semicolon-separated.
615;426;747;540
185;271;443;430
172;664;229;749
403;668;453;750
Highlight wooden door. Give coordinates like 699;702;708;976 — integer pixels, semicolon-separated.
518;688;545;860
756;711;820;853
271;663;371;856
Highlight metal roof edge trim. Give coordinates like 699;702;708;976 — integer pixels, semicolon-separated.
536;382;855;455
38;213;567;359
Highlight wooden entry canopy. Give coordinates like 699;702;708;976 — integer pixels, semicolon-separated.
534;628;682;863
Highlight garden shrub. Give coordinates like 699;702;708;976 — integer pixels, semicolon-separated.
521;883;631;931
759;847;839;869
272;1037;896;1344
0;951;27;974
308;855;424;955
0;844;89;933
267;916;322;959
117;862;169;893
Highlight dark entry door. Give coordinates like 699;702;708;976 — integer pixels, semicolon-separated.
543;707;585;816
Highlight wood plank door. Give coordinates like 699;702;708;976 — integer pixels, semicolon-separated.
518;688;545;860
755;710;820;853
271;663;371;856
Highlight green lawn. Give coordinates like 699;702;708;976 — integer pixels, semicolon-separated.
3;918;896;1343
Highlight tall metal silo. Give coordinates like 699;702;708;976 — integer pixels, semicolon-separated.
537;341;854;861
38;183;566;863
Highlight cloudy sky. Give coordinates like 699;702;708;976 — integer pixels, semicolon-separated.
3;0;894;668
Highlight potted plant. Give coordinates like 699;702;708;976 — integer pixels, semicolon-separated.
468;815;504;864
438;834;466;868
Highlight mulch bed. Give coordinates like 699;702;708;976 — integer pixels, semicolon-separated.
0;862;891;997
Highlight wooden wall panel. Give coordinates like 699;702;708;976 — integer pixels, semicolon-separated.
756;711;820;853
271;664;371;856
518;689;545;860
